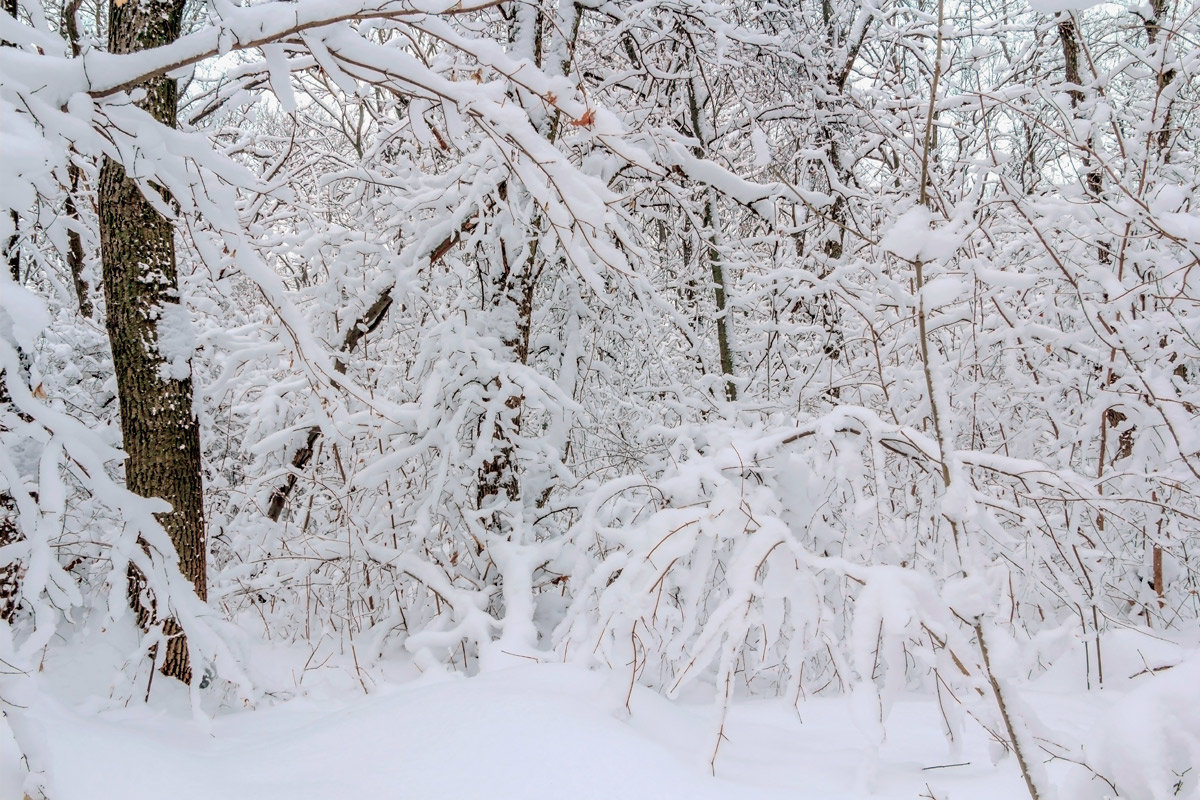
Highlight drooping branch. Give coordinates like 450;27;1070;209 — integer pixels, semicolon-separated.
78;0;506;100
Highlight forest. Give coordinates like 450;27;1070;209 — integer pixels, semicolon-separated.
1;0;1198;797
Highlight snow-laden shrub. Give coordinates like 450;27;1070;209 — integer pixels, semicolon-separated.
556;407;1198;771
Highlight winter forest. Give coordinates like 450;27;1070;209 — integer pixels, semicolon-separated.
1;0;1199;796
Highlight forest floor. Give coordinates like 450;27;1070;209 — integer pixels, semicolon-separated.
5;624;1196;800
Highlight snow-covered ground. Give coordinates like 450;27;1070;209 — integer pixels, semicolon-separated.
8;625;1197;800
9;664;1019;800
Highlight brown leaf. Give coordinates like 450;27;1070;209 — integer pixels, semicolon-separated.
570;108;596;128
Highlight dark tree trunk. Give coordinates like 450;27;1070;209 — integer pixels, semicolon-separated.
472;6;542;531
99;0;205;684
4;215;15;283
4;0;20;284
1056;15;1105;214
475;244;535;526
1;0;23;622
0;492;18;623
684;79;737;401
62;0;92;319
64;172;91;319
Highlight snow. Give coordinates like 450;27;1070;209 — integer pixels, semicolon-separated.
14;625;1197;800
18;654;1039;800
4;1;1199;798
40;668;756;800
878;207;967;262
155;302;197;382
1065;651;1200;800
0;279;50;352
1025;0;1108;12
750;127;771;168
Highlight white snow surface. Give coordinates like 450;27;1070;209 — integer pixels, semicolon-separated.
16;627;1198;800
17;664;1032;800
1026;0;1107;11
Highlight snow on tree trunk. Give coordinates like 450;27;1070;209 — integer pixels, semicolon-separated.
98;0;206;684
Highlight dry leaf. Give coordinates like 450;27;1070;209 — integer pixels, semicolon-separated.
570;108;596;128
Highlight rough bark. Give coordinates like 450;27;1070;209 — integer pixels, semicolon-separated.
703;191;737;401
475;241;535;521
473;4;555;529
792;1;865;381
99;0;204;683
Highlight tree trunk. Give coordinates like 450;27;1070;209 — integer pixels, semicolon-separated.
4;0;20;284
703;190;737;401
475;228;536;532
1057;13;1106;258
686;78;737;401
0;493;18;623
1;0;21;622
99;0;205;684
62;0;92;319
472;4;546;531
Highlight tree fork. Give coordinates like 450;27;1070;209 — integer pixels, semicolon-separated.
266;223;474;521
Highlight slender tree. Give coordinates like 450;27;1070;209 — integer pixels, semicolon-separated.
0;0;23;625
